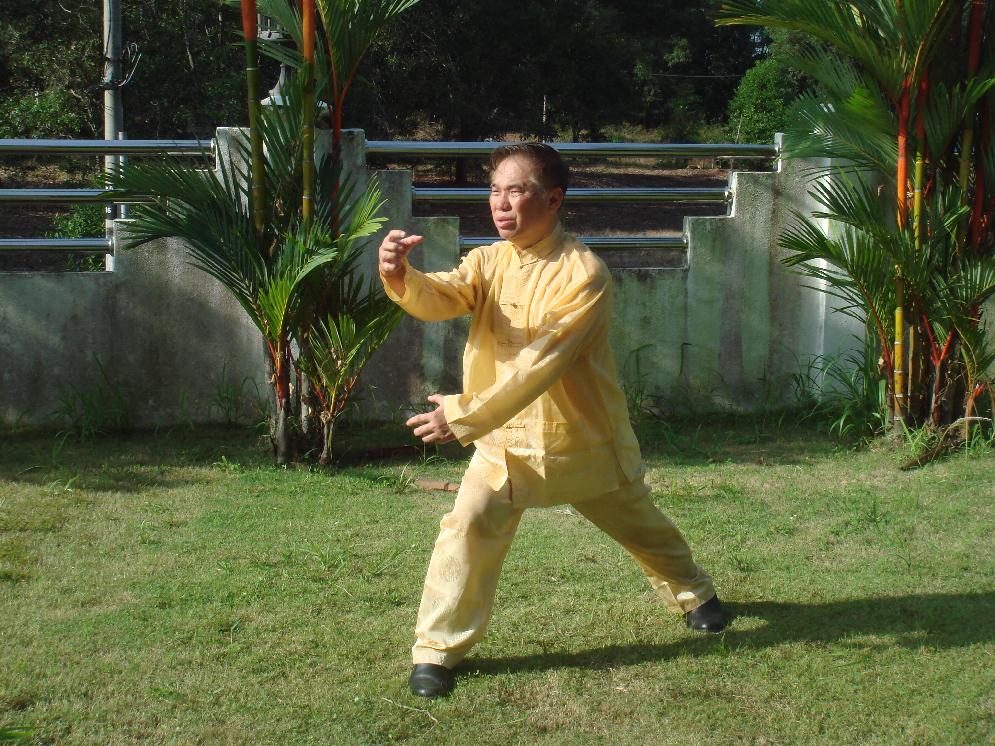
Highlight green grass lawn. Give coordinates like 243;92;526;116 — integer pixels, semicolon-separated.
1;418;993;745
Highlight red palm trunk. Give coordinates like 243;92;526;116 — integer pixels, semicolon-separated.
302;0;316;227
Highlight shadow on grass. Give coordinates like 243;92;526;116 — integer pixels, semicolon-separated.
466;592;995;676
0;426;265;493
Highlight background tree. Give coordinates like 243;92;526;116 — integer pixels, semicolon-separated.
726;30;809;143
0;2;101;137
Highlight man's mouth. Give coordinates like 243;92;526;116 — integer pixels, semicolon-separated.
495;218;516;229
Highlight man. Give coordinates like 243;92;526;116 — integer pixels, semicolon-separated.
378;143;726;699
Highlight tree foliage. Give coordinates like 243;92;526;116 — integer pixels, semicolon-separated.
369;0;758;142
0;0;247;139
3;1;759;142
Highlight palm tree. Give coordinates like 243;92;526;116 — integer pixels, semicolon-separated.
249;0;421;453
719;0;995;441
109;0;417;464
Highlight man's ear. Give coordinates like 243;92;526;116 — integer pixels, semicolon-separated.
548;187;565;211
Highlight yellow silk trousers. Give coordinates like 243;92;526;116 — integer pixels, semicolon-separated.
412;464;716;667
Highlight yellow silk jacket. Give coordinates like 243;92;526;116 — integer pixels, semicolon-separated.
383;224;644;506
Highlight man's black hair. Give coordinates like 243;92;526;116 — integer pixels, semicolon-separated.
490;142;569;194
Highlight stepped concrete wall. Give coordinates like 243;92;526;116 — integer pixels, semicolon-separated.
1;130;890;429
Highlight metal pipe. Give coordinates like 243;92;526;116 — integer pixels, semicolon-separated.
415;187;729;203
0;139;774;160
0;188;154;203
368;140;777;159
0;138;212;156
0;238;112;253
459;235;688;251
103;0;123;245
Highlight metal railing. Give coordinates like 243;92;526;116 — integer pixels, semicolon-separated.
0;138;211;156
414;186;730;204
0;138;775;160
0;138;209;254
0;238;112;253
376;140;766;254
460;235;688;251
367;141;777;159
0;188;154;204
0;137;777;255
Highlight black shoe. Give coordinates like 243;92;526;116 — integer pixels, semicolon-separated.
684;595;727;633
408;663;455;698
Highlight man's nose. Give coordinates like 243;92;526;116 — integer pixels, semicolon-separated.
491;192;511;210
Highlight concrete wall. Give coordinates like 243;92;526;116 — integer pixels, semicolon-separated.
0;130;889;429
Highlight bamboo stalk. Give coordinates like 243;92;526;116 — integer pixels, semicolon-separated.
909;72;929;419
893;83;911;424
240;0;267;238
302;0;316;228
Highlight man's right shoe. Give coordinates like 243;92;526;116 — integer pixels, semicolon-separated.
684;595;727;633
408;663;455;698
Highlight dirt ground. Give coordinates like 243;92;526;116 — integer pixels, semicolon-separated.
0;157;747;271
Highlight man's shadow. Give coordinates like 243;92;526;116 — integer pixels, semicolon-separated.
465;591;995;675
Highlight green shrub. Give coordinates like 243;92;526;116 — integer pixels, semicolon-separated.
0;89;89;138
727;57;799;144
49;204;104;239
47;204;106;272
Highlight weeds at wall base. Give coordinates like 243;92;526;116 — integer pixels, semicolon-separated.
50;356;133;442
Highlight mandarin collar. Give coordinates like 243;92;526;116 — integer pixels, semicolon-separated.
510;223;565;264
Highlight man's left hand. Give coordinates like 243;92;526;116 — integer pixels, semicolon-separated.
406;394;455;444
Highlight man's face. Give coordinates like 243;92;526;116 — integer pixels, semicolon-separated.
489;155;563;248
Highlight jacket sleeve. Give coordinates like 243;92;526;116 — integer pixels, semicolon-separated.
381;249;484;322
442;269;611;445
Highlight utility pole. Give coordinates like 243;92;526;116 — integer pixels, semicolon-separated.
103;0;122;268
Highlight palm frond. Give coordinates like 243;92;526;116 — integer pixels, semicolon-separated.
922;76;995;160
780;212;895;345
108;158;267;329
782;90;897;175
315;0;422;101
807;172;891;239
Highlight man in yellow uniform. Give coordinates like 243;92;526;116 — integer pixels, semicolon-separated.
378;143;726;698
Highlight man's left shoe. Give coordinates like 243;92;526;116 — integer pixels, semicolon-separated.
408;663;455;698
684;595;727;633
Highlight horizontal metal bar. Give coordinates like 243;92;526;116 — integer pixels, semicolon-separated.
0;188;154;204
414;187;729;203
368;140;777;159
2;138;776;159
460;235;688;251
0;138;212;156
0;238;112;253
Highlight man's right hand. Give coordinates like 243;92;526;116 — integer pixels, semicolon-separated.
379;229;424;296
